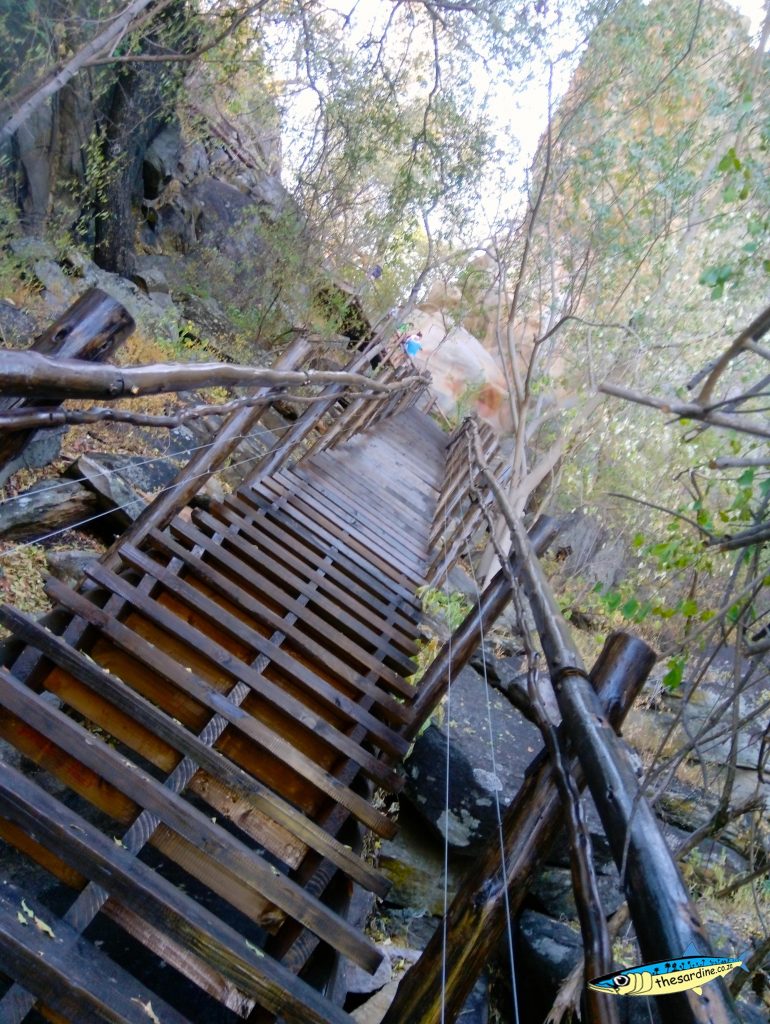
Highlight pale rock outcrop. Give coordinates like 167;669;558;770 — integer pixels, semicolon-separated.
408;312;513;435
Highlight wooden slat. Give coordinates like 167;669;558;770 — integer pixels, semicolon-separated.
200;502;419;656
223;491;422;629
173;514;417;683
0;763;362;1023
239;485;423;613
0;665;381;969
248;477;423;595
0;890;191;1024
109;548;410;762
0;601;388;895
149;525;413;715
275;467;428;574
296;460;430;556
47;575;399;840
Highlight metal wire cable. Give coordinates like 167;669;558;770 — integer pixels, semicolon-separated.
464;533;522;1024
0;422;299;560
440;494;453;1024
0;424;280;507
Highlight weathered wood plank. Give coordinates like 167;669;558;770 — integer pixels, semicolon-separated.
148;526;413;716
274;468;428;575
0;602;315;868
109;547;411;762
46;575;399;845
0;888;190;1024
172;515;417;684
239;485;424;614
200;502;419;656
249;477;424;594
0;763;362;1023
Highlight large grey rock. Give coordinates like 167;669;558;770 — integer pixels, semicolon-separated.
0;300;37;345
61;249;180;341
0;426;67;489
46;548;102;587
403;665;543;851
552;511;627;589
143;123;182;197
516;911;661;1024
187;178;265;262
377;810;462;914
32;259;78;311
529;864;625;921
0;478;98;542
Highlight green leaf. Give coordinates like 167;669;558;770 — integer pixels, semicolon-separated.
737;468;755;488
621;597;639;618
680;598;698;617
717;148;741;172
632;533;645;549
662;657;685;690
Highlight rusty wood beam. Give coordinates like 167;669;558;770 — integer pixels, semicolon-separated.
0;763;354;1024
382;632;656;1024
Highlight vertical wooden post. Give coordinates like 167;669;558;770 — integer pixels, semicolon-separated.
0;288;135;475
383;633;656;1024
102;334;313;569
405;517;559;740
503;524;743;1024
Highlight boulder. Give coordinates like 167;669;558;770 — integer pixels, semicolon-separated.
515;911;661;1024
377;808;462;913
409;316;512;435
143;123;182;198
187;178;266;263
68;452;183;532
46;548;102;587
0;479;99;542
0;427;67;490
403;665;543;852
0;300;37;345
550;511;627;590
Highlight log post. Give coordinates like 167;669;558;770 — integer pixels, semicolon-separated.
405;517;560;740
502;522;742;1024
382;633;656;1024
0;288;135;475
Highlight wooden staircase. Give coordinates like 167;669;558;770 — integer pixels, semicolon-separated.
0;407;494;1024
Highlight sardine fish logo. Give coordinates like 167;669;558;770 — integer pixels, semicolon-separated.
588;948;750;997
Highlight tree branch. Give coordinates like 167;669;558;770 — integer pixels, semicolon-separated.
599;382;770;440
0;350;425;402
0;389;392;432
0;0;176;143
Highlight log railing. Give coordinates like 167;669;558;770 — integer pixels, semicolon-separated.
386;423;743;1024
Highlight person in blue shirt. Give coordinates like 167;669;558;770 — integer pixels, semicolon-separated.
402;331;423;359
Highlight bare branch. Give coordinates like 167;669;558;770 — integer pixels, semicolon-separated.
600;382;770;440
695;303;770;406
0;389;391;432
0;350;425;402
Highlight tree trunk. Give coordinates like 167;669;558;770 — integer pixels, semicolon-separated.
93;1;192;276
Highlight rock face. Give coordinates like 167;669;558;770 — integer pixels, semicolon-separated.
409;315;513;435
403;665;543;852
